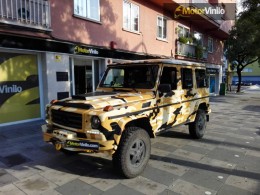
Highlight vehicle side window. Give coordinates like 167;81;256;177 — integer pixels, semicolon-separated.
195;69;208;88
160;67;177;90
182;68;193;89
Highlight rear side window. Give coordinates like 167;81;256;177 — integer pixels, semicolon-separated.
182;68;193;89
195;69;208;88
160;67;177;90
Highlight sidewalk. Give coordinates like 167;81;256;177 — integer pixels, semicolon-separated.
0;91;260;195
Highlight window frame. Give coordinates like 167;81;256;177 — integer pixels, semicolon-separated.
181;68;193;89
208;37;214;53
157;15;167;40
74;0;101;22
123;0;140;33
177;25;190;38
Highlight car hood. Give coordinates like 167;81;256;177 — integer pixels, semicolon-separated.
53;91;155;110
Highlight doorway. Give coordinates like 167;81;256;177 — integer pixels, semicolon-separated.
74;58;93;95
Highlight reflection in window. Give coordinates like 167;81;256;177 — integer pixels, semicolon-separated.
157;16;167;39
74;0;100;21
100;65;159;89
182;68;193;89
123;0;139;32
160;67;177;90
178;25;189;38
195;69;208;88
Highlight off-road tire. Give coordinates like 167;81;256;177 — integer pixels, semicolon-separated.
189;109;206;139
112;127;151;178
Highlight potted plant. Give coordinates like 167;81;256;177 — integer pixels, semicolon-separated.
178;36;189;44
195;44;203;59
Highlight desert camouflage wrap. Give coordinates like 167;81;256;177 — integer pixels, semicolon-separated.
42;59;210;155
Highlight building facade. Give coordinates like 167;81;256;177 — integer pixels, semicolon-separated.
232;62;260;85
0;0;234;126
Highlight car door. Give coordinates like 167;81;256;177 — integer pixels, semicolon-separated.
180;67;196;121
157;65;186;131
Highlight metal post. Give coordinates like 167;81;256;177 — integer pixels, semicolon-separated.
37;0;39;25
5;0;8;18
11;0;13;19
0;0;3;18
25;0;27;23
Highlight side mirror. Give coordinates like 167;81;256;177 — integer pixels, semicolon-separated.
158;84;171;93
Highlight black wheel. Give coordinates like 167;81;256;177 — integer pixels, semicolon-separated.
112;127;151;178
189;109;206;139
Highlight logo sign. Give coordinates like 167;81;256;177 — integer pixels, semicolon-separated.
66;140;99;150
0;85;23;94
74;46;99;55
174;5;225;19
163;3;236;21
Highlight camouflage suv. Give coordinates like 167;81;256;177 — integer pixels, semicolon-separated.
42;59;210;178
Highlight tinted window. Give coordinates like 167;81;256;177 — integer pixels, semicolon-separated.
182;68;193;89
160;67;177;90
100;65;158;89
196;69;208;88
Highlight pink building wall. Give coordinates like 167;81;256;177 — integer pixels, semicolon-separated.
50;0;230;65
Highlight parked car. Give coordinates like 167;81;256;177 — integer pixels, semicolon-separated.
42;59;211;178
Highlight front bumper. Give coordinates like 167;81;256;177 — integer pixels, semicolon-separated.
42;125;115;153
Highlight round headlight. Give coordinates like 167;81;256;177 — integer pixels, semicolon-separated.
91;116;101;129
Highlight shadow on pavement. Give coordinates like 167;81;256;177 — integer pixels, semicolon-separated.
243;105;260;113
150;154;260;181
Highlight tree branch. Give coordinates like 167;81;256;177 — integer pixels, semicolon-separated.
241;57;259;69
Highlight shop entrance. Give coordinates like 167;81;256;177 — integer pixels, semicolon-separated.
74;59;93;95
209;75;216;93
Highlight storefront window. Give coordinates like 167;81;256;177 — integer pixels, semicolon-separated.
0;53;40;124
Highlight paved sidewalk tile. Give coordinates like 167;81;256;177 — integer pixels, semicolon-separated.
169;179;217;195
0;183;26;195
225;175;260;193
14;174;58;195
55;179;103;195
121;176;167;195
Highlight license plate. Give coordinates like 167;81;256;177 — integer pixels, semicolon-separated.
65;140;99;150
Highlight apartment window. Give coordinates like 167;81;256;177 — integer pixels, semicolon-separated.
74;0;100;21
123;0;140;32
178;25;189;38
182;68;193;89
157;16;167;39
208;37;213;53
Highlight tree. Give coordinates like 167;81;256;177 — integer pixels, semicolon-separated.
225;0;260;92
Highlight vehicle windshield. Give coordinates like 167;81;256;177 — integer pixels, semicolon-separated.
100;65;159;89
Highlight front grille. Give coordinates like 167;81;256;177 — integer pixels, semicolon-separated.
51;109;82;129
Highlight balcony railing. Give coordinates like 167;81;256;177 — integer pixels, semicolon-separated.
0;0;51;30
176;41;208;60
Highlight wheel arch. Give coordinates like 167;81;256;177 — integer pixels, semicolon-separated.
124;117;154;138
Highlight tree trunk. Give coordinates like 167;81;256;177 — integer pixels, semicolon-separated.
236;67;242;93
